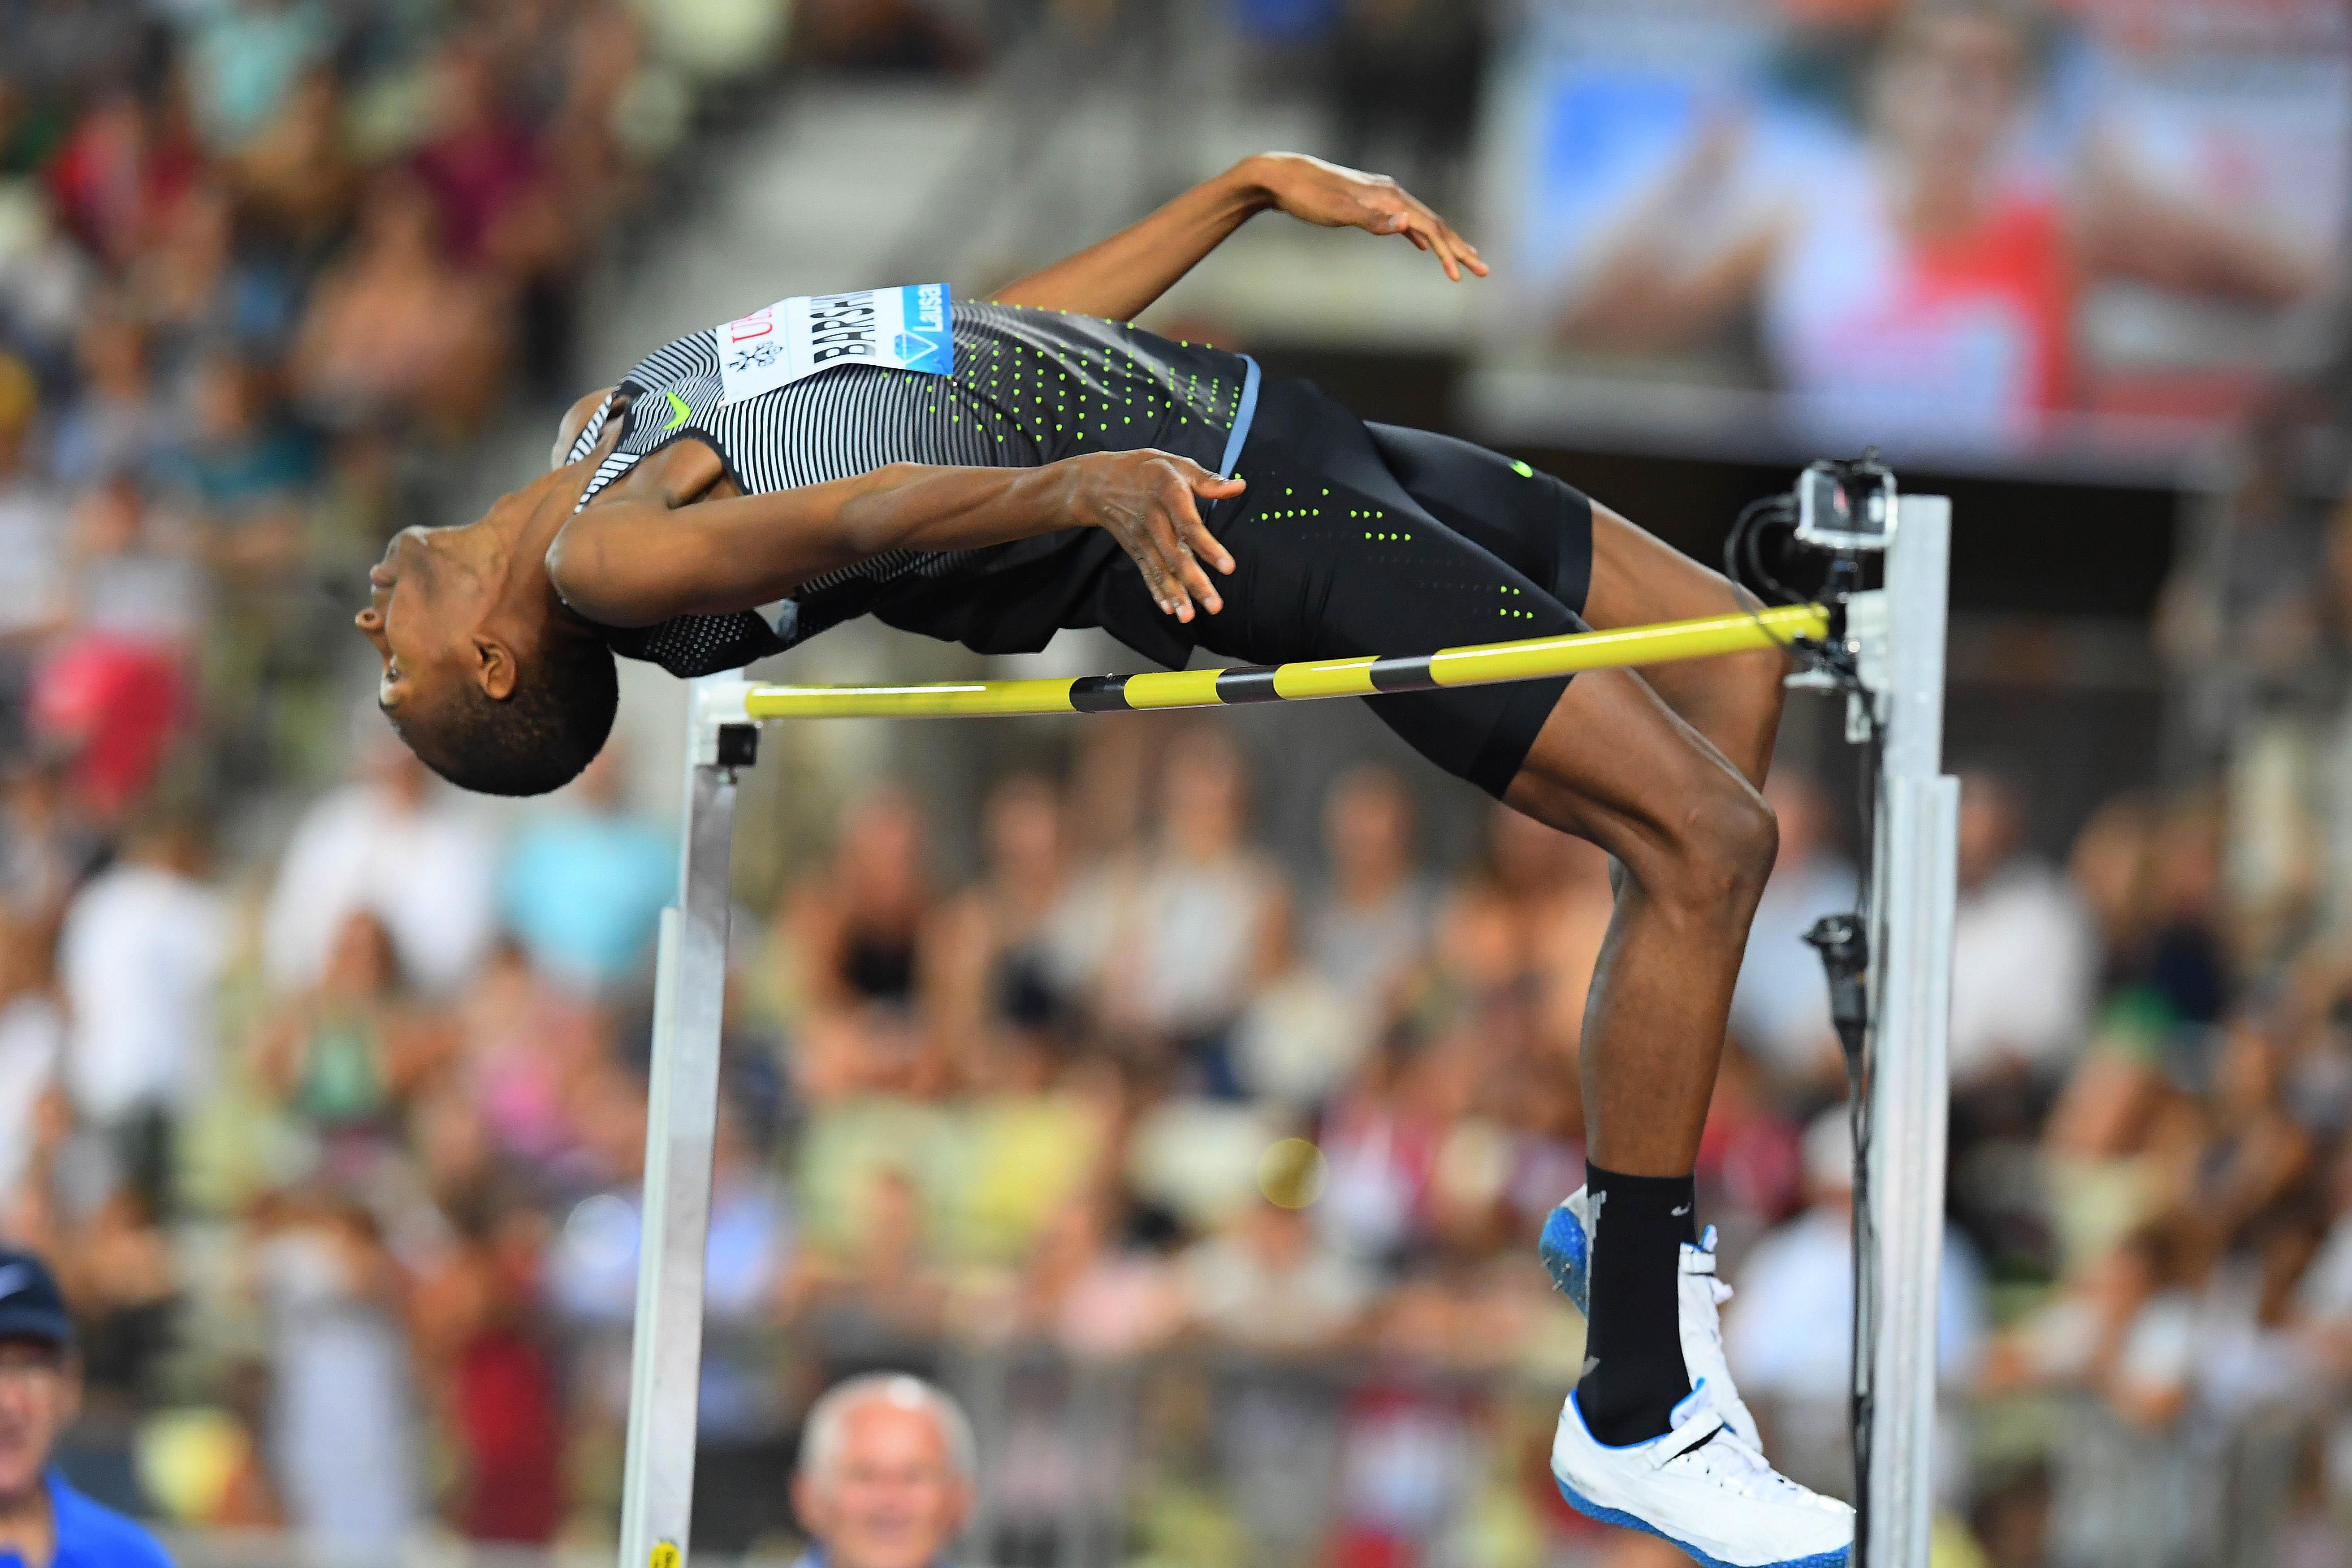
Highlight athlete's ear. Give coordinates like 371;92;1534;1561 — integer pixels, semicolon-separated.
474;637;519;702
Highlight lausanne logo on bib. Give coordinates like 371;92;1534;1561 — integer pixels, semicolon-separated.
717;284;952;405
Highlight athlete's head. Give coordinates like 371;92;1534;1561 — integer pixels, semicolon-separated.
355;461;616;797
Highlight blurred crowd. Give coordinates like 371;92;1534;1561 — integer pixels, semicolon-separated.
1;2;2350;1568
0;0;817;813
10;664;2352;1568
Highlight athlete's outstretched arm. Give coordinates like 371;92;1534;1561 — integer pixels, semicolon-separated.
990;152;1485;321
548;447;1242;630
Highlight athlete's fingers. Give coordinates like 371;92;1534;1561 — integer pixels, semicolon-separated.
1172;544;1220;617
1153;474;1222;615
1130;489;1190;614
1159;451;1236;487
1444;228;1487;276
1134;539;1186;619
1114;455;1239;613
1163;471;1239;575
1373;203;1453;277
1430;217;1487;278
1126;476;1193;618
1146;540;1190;618
1386;194;1486;281
1411;213;1465;280
1165;522;1222;611
1177;506;1234;581
1172;468;1242;575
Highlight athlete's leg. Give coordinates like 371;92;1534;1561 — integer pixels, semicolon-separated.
1510;501;1788;1177
1358;419;1799;1461
1193;400;1778;1192
1581;503;1784;790
1503;674;1775;1175
1180;391;1843;1560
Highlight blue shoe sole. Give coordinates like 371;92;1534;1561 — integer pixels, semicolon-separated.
1539;1200;1591;1313
1552;1476;1851;1568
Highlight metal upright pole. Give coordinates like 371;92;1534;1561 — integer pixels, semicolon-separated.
1859;497;1960;1568
618;677;758;1568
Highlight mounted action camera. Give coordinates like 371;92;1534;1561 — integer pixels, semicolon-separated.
1794;454;1898;552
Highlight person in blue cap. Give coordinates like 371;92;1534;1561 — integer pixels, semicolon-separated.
0;1248;173;1568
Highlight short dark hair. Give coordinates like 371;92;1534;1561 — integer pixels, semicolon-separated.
402;629;618;797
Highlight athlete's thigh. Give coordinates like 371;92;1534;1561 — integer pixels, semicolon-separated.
1364;421;1594;616
1580;501;1751;631
1580;501;1785;786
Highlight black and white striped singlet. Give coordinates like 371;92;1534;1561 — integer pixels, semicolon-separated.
562;301;1259;678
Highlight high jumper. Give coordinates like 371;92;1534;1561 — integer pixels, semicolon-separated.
355;151;1854;1568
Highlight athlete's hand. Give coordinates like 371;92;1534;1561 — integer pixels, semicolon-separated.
1065;449;1242;623
1243;152;1487;282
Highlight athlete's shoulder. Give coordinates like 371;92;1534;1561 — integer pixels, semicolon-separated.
617;324;723;395
49;1473;176;1567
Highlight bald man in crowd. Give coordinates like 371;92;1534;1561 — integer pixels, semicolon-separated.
791;1375;975;1568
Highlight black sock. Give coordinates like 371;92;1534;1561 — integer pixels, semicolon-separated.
1573;1163;1696;1446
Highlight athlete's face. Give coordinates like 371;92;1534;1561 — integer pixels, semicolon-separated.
354;470;578;754
355;522;501;736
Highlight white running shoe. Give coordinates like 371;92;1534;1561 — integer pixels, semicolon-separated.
1551;1382;1854;1568
1539;1185;1764;1449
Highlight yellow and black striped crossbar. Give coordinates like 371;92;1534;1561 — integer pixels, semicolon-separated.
740;604;1828;721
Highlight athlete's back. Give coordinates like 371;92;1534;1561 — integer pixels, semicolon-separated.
562;297;1257;677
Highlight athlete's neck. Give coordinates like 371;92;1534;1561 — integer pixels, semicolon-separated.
470;461;602;627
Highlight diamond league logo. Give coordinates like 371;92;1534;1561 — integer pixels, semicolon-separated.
726;341;786;373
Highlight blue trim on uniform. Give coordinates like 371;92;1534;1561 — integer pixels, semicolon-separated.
1218;356;1262;479
0;1471;176;1568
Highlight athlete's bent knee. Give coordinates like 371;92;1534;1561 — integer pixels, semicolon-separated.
1700;778;1778;899
1629;772;1777;923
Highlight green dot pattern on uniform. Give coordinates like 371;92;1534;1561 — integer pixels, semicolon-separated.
917;303;1251;479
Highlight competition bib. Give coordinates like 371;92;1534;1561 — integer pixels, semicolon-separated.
715;283;953;405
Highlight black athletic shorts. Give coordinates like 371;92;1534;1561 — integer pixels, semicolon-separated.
1083;377;1595;798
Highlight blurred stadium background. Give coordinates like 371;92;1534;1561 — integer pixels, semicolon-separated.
0;0;2347;1563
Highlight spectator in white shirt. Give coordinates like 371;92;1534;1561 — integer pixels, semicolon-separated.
1184;1199;1372;1353
56;812;227;1208
1730;770;1859;1101
1949;769;2097;1095
1104;728;1282;1079
262;717;494;996
1725;1109;1985;1505
1305;765;1435;1010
